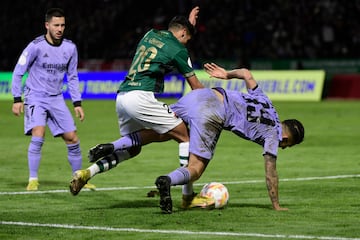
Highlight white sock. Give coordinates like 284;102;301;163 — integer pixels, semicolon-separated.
88;164;100;177
179;142;193;195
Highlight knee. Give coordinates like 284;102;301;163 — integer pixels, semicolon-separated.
187;155;208;182
187;167;203;182
168;122;189;143
63;132;79;144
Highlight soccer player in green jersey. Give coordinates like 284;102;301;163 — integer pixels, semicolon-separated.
70;7;203;195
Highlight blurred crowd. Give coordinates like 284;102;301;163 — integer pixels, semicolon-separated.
1;0;359;71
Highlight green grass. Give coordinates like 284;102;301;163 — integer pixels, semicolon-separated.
1;99;360;240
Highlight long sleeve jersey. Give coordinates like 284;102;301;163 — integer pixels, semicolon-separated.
11;35;81;103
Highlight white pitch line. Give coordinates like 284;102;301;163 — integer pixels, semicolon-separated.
0;174;359;196
0;221;359;240
222;174;360;185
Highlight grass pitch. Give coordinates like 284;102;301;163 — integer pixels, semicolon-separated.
0;99;360;240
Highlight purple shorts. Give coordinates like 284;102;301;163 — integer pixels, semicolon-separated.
170;88;225;160
24;93;76;136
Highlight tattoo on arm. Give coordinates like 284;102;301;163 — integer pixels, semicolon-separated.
264;154;279;208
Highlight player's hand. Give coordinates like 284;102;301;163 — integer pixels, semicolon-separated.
274;206;289;211
188;6;199;26
74;106;85;122
272;202;288;211
204;63;228;79
12;102;23;116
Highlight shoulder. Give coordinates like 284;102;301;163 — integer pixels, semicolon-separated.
31;35;46;45
62;38;76;47
22;36;45;52
144;29;185;55
248;85;267;98
141;29;158;40
61;38;78;54
63;38;74;44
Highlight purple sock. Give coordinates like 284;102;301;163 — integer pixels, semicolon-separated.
28;136;44;178
112;132;141;150
167;167;191;186
67;142;82;173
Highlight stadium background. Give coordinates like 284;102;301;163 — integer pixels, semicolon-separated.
1;0;360;100
1;1;360;239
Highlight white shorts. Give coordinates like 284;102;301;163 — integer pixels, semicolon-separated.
116;90;183;136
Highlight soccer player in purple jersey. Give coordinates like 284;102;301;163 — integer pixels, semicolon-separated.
155;63;304;213
11;8;94;191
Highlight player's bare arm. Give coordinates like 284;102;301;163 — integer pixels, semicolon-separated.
204;63;257;90
228;68;257;90
186;75;204;90
188;6;200;26
264;154;288;211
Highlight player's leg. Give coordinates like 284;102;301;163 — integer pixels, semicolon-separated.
62;131;82;174
48;98;83;175
88;127;174;162
69;146;142;196
88;92;146;162
27;126;46;191
24;101;47;191
155;153;209;213
47;95;82;173
177;142;194;207
46;98;96;191
72;127;175;195
156;88;225;212
70;92;150;195
162;154;208;187
88;131;143;162
153;122;192;212
128;94;191;214
113;91;191;213
88;91;181;162
114;90;190;173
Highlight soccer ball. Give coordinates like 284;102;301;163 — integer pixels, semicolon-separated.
199;182;229;209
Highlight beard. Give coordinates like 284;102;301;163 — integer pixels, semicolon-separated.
48;31;63;45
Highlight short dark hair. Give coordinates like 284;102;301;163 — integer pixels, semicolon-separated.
168;16;195;36
45;8;65;22
283;119;304;145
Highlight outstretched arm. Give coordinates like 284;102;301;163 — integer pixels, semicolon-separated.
264;154;288;211
188;6;200;26
203;62;257;90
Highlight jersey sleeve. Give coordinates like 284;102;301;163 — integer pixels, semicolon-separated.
263;135;280;157
66;44;82;103
172;49;195;78
11;42;37;98
247;85;266;97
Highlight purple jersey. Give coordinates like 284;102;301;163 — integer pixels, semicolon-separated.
11;35;81;102
11;35;81;136
170;87;282;160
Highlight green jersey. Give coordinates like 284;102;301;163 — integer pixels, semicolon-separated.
119;29;195;93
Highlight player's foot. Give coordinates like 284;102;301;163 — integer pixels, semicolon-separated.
84;183;96;191
181;192;197;209
88;143;114;162
155;176;172;214
189;195;215;209
69;169;90;196
26;179;39;191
